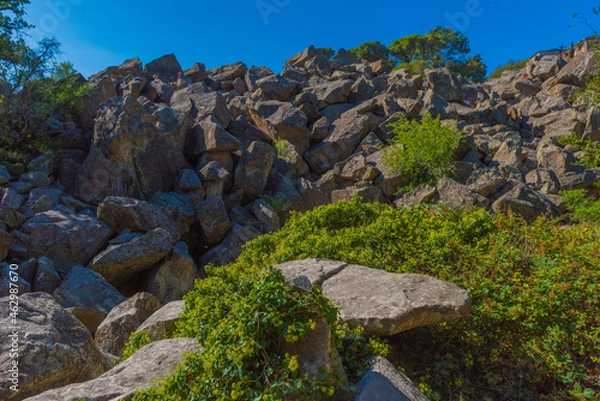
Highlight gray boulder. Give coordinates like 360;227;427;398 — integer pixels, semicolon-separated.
9;206;114;272
88;228;173;285
355;356;429;401
233;141;276;202
276;259;471;336
249;100;311;152
95;292;162;357
22;338;200;401
194;196;231;246
135;300;185;341
0;293;111;401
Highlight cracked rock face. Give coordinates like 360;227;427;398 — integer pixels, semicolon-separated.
275;258;471;336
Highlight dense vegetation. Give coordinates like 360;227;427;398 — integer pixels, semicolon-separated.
0;0;88;171
383;113;463;191
348;26;487;82
125;199;600;401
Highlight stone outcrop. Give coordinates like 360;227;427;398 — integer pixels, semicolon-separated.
0;293;111;401
22;338;200;401
276;259;471;336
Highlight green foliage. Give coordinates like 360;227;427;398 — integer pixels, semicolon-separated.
133;266;387;400
383;114;463;191
560;189;600;223
388;26;485;81
557;133;600;167
0;4;89;163
121;330;153;361
487;59;528;79
348;40;394;71
220;199;600;400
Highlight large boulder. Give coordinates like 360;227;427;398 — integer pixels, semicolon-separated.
355;356;429;401
88;228;173;285
492;181;562;223
425;68;462;102
135;300;184;341
97;196;180;241
233;141;276;202
194;196;232;246
276;259;471;336
9;206;114;272
303;79;354;109
95;292;162;357
249;101;311;152
0;293;111;401
22;338;201;401
92;96;187;197
146;242;201;304
305;112;372;174
144;53;183;82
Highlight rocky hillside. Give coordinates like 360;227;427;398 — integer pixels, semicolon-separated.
1;44;599;400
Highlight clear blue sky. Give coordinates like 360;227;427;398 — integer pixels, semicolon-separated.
24;0;597;79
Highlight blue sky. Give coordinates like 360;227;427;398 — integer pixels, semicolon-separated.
24;0;597;79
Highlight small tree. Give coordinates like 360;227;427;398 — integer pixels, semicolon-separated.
348;40;394;71
383;113;463;191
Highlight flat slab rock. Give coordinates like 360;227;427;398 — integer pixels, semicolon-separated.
23;338;200;401
275;259;471;336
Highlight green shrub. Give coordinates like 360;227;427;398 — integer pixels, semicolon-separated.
557;133;600;168
383;114;463;191
560;189;600;223
121;330;153;361
487;59;527;80
133;199;600;400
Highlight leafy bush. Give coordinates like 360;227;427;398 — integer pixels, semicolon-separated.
121;330;153;361
487;59;527;80
383;114;463;191
130;199;600;400
560;189;600;223
131;250;388;400
557;133;600;167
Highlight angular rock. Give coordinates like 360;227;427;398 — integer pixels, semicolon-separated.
147;242;201;304
437;178;489;209
9;206;114;272
254;74;298;101
529;55;566;81
356;356;429;401
148;191;196;236
305;112;372;174
93;96;186;197
95;292;162;356
248;199;280;233
492;181;562;222
249;100;311;152
53;264;126;322
425;68;462;102
184;62;207;83
194;196;231;246
32;256;61;294
200;223;262;267
0;164;11;184
22;338;200;401
0;229;10;262
144;53;183;82
276;259;471;336
88;228;173;285
234;141;276;202
135;300;185;341
187;116;240;155
97;196;180;241
303;79;353;109
0;293;111;401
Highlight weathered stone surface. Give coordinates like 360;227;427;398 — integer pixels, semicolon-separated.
437;178;489;209
93;96;186;197
234;141;276;202
554;52;593;87
187;116;240;155
492;181;561;222
148;191;196;236
276;259;471;336
22;338;200;401
254;74;298;101
0;229;10;261
356;356;429;401
53;264;126;318
147;242;201;304
466;167;506;196
425;68;462;102
184;62;207;83
88;228;173;285
304;79;353;108
135;300;185;341
195;196;231;246
9;206;114;271
144;53;183;82
207;61;248;83
305;112;372;174
529;55;566;81
525;168;560;194
249;100;310;152
394;185;437;207
95;292;162;356
248;199;280;233
200;223;262;267
0;293;111;401
97;196;180;241
491;138;523;168
32;256;61;293
331;185;386;204
536;142;576;175
0;164;11;184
